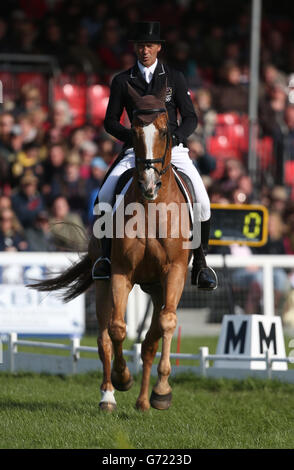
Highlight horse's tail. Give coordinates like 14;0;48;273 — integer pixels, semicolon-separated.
28;253;93;303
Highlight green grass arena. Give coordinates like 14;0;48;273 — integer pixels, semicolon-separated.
1;335;294;449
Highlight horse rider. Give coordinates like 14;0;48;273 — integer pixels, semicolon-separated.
92;21;218;290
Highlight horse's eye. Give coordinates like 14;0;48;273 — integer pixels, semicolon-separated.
160;129;168;137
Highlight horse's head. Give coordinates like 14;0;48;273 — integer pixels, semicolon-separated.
128;83;171;201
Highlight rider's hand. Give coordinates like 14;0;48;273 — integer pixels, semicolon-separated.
172;134;179;147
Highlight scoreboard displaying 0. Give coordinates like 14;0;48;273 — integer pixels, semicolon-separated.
210;204;268;246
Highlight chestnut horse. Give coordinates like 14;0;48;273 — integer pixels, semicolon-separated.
30;85;195;412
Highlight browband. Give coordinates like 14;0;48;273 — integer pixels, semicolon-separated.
133;108;166;115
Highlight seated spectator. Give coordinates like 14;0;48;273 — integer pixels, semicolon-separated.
260;63;287;100
218;159;246;195
82;124;99;143
0;207;28;251
193;88;217;137
69;26;102;74
41;143;67;200
11;174;44;229
231;175;253;204
50;153;88;222
214;61;248;114
259;82;287;137
0;112;16;192
14;84;42;117
25;210;55;251
79;140;98;180
96;17;125;76
49;196;86;251
169;41;202;89
17;114;39;145
187;135;216;176
49;100;73;140
97;132;119;165
0;112;15;156
270;186;289;213
0;195;12;211
273;104;294;184
10;141;44;187
37;22;69;67
283;201;294;254
0;17;10;53
87;156;108;224
81;1;109;41
28;107;49;145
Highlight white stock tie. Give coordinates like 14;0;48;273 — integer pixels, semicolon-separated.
144;70;152;84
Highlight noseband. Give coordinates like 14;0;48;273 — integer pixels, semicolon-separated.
133;108;171;176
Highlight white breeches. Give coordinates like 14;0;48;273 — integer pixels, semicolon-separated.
98;144;211;221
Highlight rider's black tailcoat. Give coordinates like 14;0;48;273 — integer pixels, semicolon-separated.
104;61;198;150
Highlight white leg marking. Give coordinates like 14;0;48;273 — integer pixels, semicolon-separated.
100;390;116;405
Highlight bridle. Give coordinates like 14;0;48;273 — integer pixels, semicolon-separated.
133;108;171;176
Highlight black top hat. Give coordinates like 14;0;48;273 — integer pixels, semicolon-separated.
129;21;165;43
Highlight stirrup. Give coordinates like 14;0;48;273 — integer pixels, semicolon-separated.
195;266;218;290
92;257;111;280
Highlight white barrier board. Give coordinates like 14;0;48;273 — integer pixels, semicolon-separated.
215;314;287;370
0;253;85;337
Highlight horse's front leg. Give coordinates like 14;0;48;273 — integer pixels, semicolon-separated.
135;287;163;411
109;273;133;391
150;264;186;410
95;281;116;411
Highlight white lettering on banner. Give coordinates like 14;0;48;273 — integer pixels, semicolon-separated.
0;256;85;336
215;314;287;370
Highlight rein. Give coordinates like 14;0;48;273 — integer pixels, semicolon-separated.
133;108;171;176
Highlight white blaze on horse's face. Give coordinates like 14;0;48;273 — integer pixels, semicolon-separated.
140;123;161;200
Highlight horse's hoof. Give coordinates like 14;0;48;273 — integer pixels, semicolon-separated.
135;400;150;412
99;402;117;412
150;390;172;410
111;372;134;392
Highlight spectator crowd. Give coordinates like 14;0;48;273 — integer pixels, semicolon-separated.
0;0;294;322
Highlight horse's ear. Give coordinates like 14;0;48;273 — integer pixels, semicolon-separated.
127;82;142;108
156;79;167;104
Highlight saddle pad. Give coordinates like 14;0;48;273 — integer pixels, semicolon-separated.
96;167;196;224
172;168;196;226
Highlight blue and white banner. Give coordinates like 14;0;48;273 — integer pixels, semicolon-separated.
0;253;85;337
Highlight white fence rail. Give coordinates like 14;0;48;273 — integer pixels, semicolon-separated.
1;333;294;384
126;255;294;338
0;252;294;339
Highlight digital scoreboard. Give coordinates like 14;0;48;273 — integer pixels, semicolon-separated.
210;204;268;247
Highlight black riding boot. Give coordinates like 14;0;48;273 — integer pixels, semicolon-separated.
92;237;112;280
191;218;218;290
